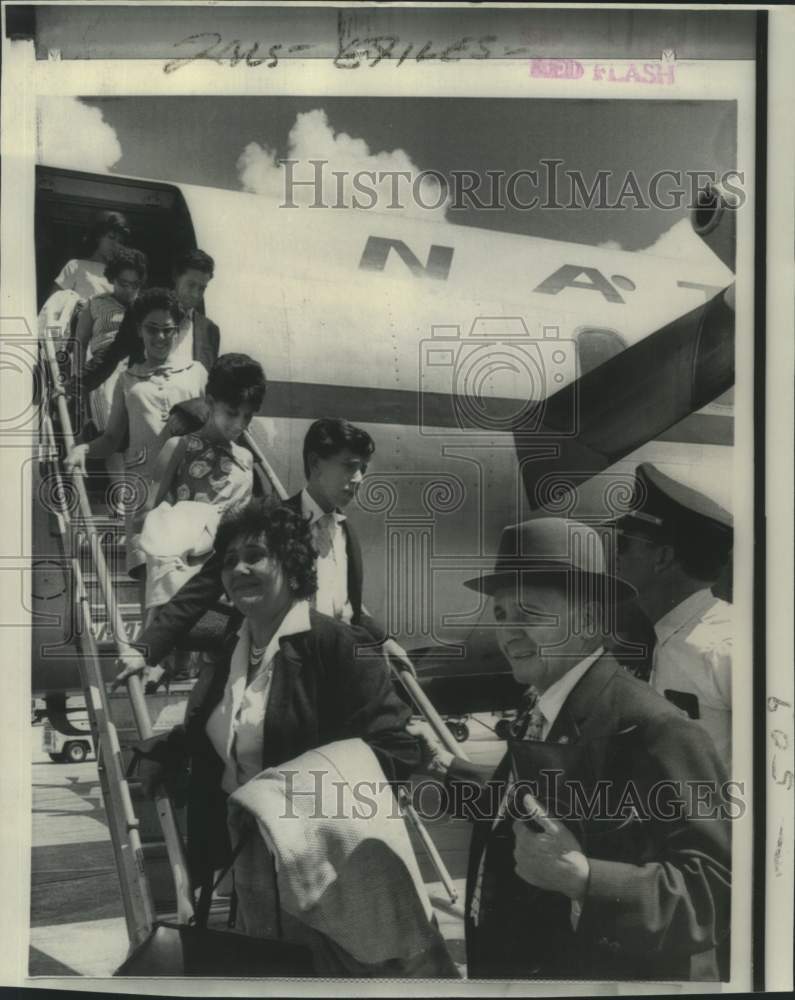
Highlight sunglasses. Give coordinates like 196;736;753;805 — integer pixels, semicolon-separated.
142;322;178;336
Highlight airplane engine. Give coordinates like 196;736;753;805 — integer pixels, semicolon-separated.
691;182;736;272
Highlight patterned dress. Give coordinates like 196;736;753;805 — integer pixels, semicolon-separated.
114;360;208;576
169;433;254;514
144;433;253;608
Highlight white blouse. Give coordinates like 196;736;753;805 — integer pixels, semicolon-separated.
205;601;312;795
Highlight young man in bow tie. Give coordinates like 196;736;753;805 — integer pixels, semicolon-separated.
410;517;731;981
281;418;395;644
116;417;414;681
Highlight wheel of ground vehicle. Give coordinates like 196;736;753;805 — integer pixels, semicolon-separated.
48;753;64;763
64;741;88;764
446;720;469;743
495;718;513;740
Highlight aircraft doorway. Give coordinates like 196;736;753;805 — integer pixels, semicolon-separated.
35;165;197;308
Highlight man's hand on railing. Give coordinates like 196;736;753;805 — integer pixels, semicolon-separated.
144;665;169;695
111;650;149;692
64;443;89;474
406;719;455;778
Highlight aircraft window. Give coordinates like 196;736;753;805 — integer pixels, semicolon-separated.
693;184;724;236
573;327;627;376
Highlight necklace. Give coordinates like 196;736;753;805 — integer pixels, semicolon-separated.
247;643;271;686
249;643;267;662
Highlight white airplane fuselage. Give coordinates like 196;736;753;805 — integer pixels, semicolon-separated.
31;170;734;690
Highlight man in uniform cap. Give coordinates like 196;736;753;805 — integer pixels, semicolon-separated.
410;516;731;980
613;463;733;765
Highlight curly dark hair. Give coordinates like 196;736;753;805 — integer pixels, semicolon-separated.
129;287;183;328
215;498;317;600
206;353;267;410
104;247;148;284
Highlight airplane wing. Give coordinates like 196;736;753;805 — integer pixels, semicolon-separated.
514;182;736;515
515;289;734;514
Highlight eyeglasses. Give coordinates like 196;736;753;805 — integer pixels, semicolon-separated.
142;322;178;336
116;278;142;291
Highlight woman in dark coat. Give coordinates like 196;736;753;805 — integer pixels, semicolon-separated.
135;497;420;915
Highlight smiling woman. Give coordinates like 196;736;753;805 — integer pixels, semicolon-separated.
217;500;318;633
136;496;420;959
64;288;208;578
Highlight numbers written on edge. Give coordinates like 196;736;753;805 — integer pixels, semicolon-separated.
768;696;794;792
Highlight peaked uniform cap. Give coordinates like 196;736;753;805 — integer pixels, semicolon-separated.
619;463;733;536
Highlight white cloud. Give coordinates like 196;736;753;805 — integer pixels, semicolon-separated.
37;98;122;172
640;217;708;258
600;220;712;257
237;108;448;219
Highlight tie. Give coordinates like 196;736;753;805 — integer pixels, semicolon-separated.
470;686;546;927
312;511;337;559
511;685;545;740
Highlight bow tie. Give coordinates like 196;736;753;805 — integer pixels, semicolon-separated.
312;511;339;558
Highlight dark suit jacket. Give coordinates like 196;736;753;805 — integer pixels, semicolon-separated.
137;491;385;666
77;309;220;394
446;653;731;981
282;491;385;642
149;609;418;886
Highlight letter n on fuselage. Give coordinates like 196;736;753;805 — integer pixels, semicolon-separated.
359;237;454;280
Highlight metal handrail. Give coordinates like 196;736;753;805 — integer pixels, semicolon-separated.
40;310;466;932
242;429;464;903
38;323;195;935
241;429;469;762
38;402;155;947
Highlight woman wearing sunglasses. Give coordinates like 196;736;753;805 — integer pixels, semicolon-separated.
65;287;208;579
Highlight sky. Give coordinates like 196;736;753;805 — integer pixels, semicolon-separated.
37;95;738;253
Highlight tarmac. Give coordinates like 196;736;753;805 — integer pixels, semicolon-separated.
28;717;505;979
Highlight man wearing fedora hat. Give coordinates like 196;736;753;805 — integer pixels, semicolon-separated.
613;463;733;765
410;516;731;980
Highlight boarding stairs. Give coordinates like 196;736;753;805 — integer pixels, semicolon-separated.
35;307;467;966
